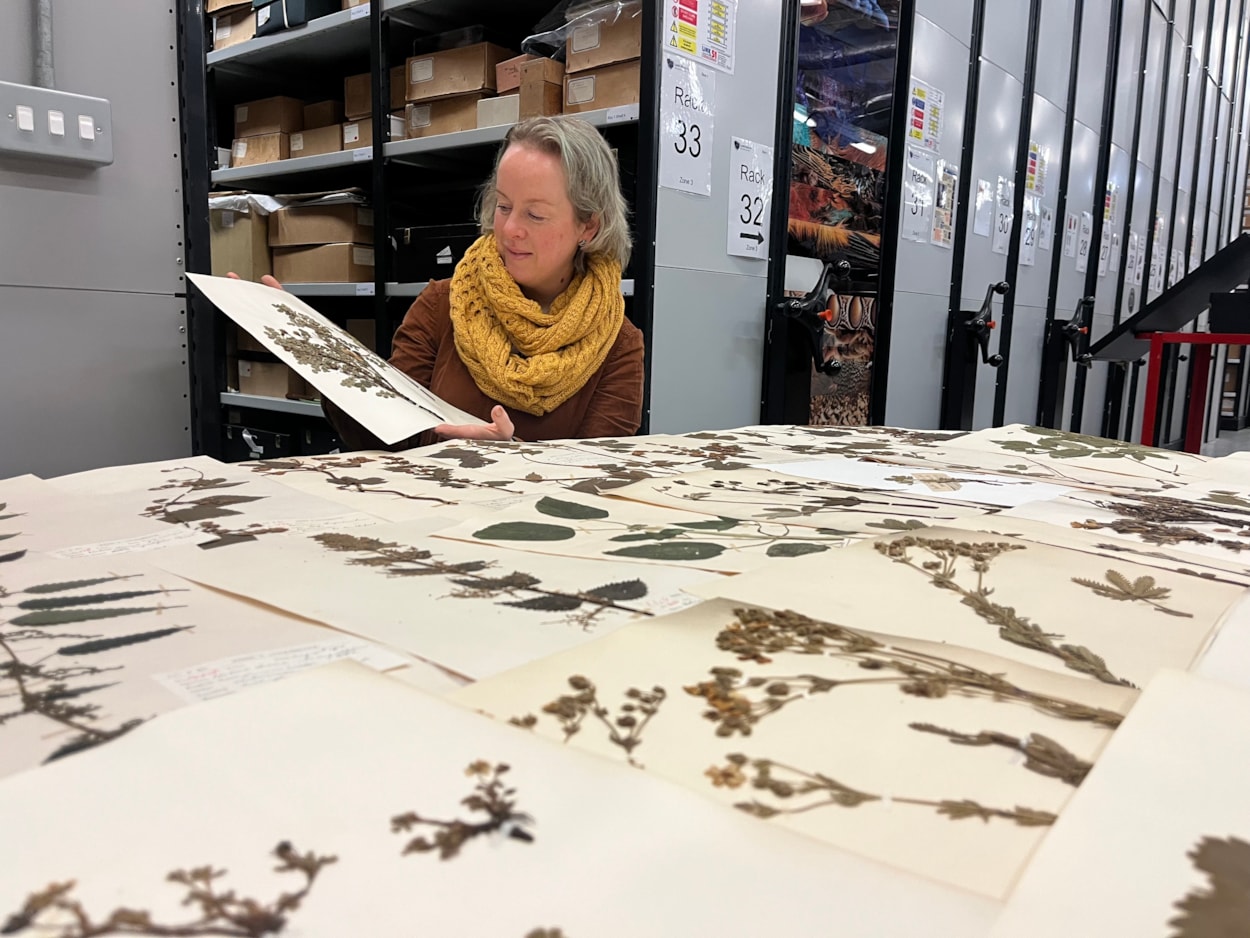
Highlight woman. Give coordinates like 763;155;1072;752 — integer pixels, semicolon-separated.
244;116;644;449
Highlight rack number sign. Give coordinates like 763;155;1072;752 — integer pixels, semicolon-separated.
727;136;772;259
659;56;716;195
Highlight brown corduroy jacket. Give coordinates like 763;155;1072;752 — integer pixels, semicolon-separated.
324;279;645;450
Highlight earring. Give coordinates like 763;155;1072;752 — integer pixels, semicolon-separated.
577;240;587;249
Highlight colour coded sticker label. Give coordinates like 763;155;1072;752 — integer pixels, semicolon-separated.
665;0;736;73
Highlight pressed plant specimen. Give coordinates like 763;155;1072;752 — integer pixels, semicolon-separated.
685;607;1125;737
1071;569;1193;618
1;841;335;937
251;453;524;503
1069;492;1250;553
391;761;533;860
141;468;289;546
908;723;1091;786
991;425;1178;463
0;502;25;564
707;753;1056;827
511;675;667;767
873;536;1134;686
1;574;191;763
1168;835;1250;937
313;532;653;630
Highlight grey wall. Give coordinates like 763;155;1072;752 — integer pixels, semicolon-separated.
883;0;1250;440
0;0;190;478
646;0;781;433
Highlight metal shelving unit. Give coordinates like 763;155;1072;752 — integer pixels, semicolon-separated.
208;6;372;70
211;148;373;186
286;282;377;297
220;392;325;417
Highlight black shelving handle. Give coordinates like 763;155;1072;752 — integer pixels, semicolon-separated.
1059;296;1096;368
963;280;1010;368
773;260;852;376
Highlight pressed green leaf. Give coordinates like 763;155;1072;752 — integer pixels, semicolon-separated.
501;594;585;611
186;494;265;509
0;550;27;564
0;532;18;542
57;626;193;656
609;529;684;542
9;606;167;628
450;574;541;590
583;579;648;601
161;505;245;524
473;521;577;541
17;589;172;611
21;572;126;595
606;542;726;561
535;496;610;520
866;518;929;531
766;542;830;558
0;514;20;522
703;460;751;471
674;517;740;531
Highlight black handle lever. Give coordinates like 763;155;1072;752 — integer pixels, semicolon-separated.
774;261;853;376
963;281;1010;368
1059;295;1096;368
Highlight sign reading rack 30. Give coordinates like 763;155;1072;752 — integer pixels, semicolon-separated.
726;136;772;259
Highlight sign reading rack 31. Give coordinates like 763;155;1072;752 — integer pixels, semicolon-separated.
727;136;772;259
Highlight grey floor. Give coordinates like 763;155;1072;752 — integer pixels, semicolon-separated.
1202;426;1250;456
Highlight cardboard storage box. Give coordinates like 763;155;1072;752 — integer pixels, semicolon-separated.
563;59;640;114
210;208;272;280
212;8;256;50
208;0;248;12
344;68;407;119
477;94;520;129
289;124;342;158
406;43;514;102
253;0;340;37
273;243;375;282
235;96;303;137
341;0;368;7
519;58;565;118
565;1;642;73
342;115;405;149
405;94;483;138
231;133;289;166
496;53;539;93
269;204;374;247
393;222;479;281
234;324;267;353
238;359;291;397
303;99;344;129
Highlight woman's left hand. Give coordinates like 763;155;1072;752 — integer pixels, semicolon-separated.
435;404;516;442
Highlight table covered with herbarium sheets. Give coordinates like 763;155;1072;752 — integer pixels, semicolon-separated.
2;424;1248;937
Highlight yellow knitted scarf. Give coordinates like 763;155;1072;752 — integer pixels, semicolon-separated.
449;234;625;416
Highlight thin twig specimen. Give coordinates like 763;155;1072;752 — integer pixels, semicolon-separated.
1168;835;1250;937
513;675;667;767
874;536;1134;686
1;841;336;937
314;533;652;629
708;753;1056;827
1;575;191;762
1071;570;1194;618
685;607;1125;736
391;761;533;860
908;723;1091;786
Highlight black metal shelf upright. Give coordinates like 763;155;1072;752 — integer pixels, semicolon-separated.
179;0;659;458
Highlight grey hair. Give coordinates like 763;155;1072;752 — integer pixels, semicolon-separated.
478;115;632;272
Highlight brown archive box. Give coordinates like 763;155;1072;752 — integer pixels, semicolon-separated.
231;133;289;166
210;208;271;281
496;53;539;93
519;57;565;118
342;115;405;149
207;0;247;13
273;243;375;283
211;8;256;50
565;1;642;73
303;100;344;129
405;42;514;102
269;204;374;247
235;96;303;137
563;60;640;114
237;360;292;398
344;68;406;119
289;124;342;158
405;94;484;138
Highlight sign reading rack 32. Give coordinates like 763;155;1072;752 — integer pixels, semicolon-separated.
727;136;772;259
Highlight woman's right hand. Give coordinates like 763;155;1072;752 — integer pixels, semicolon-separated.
226;271;286;291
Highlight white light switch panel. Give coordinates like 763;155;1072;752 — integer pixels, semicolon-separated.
0;81;113;166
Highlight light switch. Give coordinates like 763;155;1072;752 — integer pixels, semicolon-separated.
16;104;34;132
78;115;95;140
48;110;65;135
